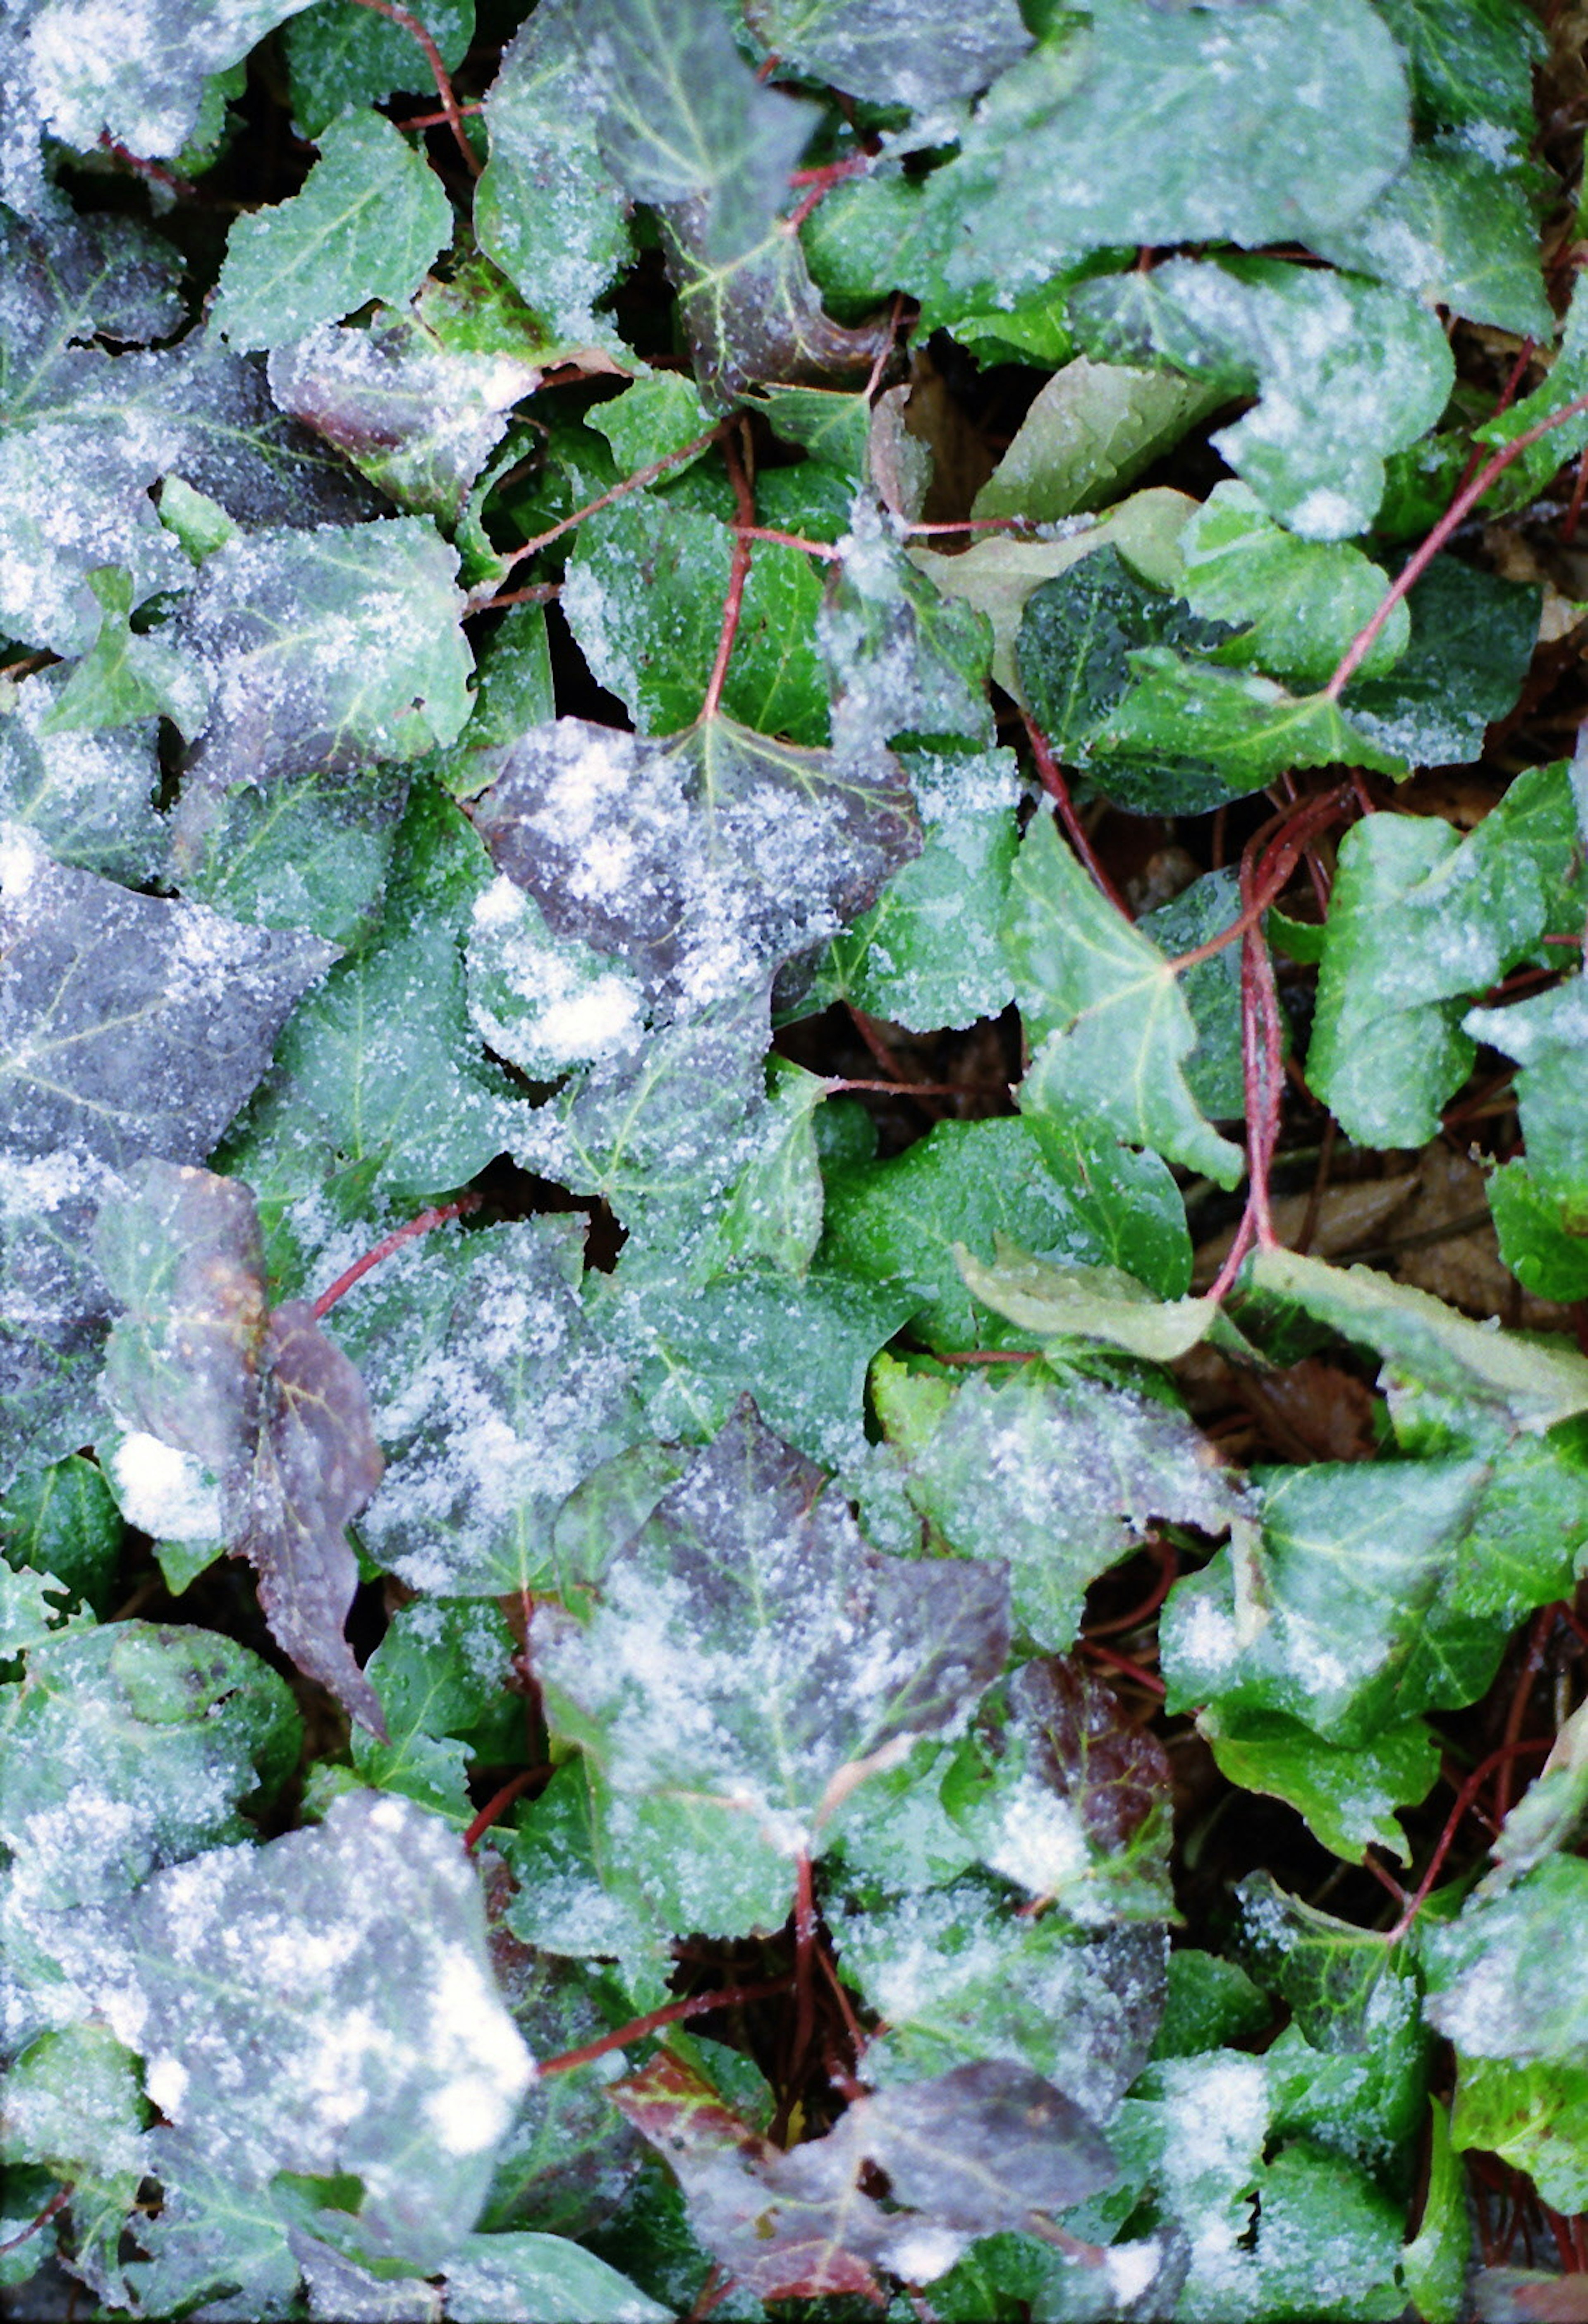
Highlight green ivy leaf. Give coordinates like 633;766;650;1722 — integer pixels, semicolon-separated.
1200;1710;1442;1864
1176;483;1408;688
38;565;210;741
974;358;1222;526
1309;139;1553;338
748;0;1030;108
282;0;474;141
1375;0;1545;136
210;109;453;355
1466;973;1588;1219
0;666;165;886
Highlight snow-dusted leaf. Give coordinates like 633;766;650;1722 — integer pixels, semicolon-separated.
38;565;210;741
96;1163;385;1732
3;0;316;209
1198;1711;1441;1865
0;666;165;885
1344;554;1540;769
1310;140;1552;338
1003;812;1246;1189
834;1872;1166;2120
840;2058;1117;2234
1466;975;1588;1222
954;1243;1217;1364
1376;0;1544;137
2;824;335;1170
337;1217;645;1600
1425;1855;1588;2063
211;109;452;355
561;496;830;743
809;745;1019;1033
0;1619;299;1912
475;0;633;347
974;359;1221;527
1097;651;1408;793
57;1791;534;2267
283;0;473;141
875;1360;1239;1653
530;1400;1009;1853
176;518;472;792
268;310;541;527
750;0;1029;108
572;0;885;398
1309;764;1583;1149
1120;257;1455;539
821;500;994;755
1176;482;1407;688
172;760;410;953
911;0;1408;309
471;713;916;1023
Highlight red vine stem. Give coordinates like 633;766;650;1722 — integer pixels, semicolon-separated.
734;524;840;560
311;1197;479;1320
791;1850;819;2086
537;1977;795;2078
0;2184;71;2255
1326;386;1588;700
1387;1736;1554;1942
1081;1639;1166;1696
492;424;727;585
463;1766;553;1852
1164;785;1349;975
1019;707;1132;915
344;0;481;175
701;424;757;721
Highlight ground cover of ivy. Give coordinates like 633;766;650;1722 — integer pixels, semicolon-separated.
4;0;1588;2317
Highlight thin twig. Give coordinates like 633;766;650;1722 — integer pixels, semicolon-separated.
700;423;757;720
312;1197;478;1320
1020;708;1131;914
345;0;481;175
488;424;728;591
538;1978;795;2077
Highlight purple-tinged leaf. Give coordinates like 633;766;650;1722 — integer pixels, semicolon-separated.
837;2058;1116;2233
96;1163;385;1735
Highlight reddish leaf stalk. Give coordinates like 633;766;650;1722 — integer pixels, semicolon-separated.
463;1765;553;1852
537;1977;795;2077
311;1196;479;1320
344;0;481;175
734;524;840;561
0;2183;71;2255
1083;1538;1179;1638
1164;786;1348;976
784;153;871;232
1019;708;1132;915
1449;337;1536;505
936;1349;1041;1364
701;427;758;722
1081;1639;1166;1696
1326;386;1588;700
791;1849;819;2087
493;424;728;586
1387;1735;1554;1942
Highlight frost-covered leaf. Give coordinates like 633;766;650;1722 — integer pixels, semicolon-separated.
821;500;994;754
96;1162;386;1733
562;496;830;743
172;760;410;953
283;0;474;141
572;0;885;398
875;1360;1239;1652
57;1791;534;2268
211;109;452;355
471;713;916;1024
1375;0;1544;137
910;0;1408;308
808;745;1018;1033
1307;763;1582;1149
268;310;541;527
1344;553;1540;768
0;1619;298;1918
0;666;164;885
336;1217;644;1600
1309;139;1552;338
1097;650;1408;793
1425;1854;1588;2063
1176;483;1407;689
475;0;632;347
820;1115;1188;1355
833;1872;1165;2120
530;1400;1009;1854
956;1243;1217;1365
2;0;316;209
1198;1710;1442;1865
751;0;1029;108
974;359;1221;526
1466;974;1588;1219
1120;257;1454;539
38;565;210;741
176;518;473;792
1003;812;1246;1189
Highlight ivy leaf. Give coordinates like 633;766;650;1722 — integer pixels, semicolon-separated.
471;713;917;1023
1133;258;1455;539
0;1619;299;1911
1097;650;1408;792
95;1162;386;1735
1488;1157;1588;1305
875;1360;1240;1653
1198;1710;1442;1864
0;1453;124;1621
530;1399;1010;1853
475;0;633;347
210;109;453;355
1375;0;1545;137
1308;140;1553;338
911;0;1409;308
268;310;541;527
808;745;1019;1033
171;759;410;954
1466;975;1588;1219
956;1243;1217;1365
1002;812;1246;1189
822;501;995;756
832;1872;1165;2120
1176;482;1408;688
0;666;165;886
946;1657;1175;1923
749;0;1030;108
1344;554;1540;770
1425;1854;1588;2062
974;358;1222;527
1308;763;1581;1148
282;0;474;141
37;565;211;741
1136;872;1249;1121
175;518;473;792
335;1217;645;1601
1449;2056;1588;2221
56;1791;535;2269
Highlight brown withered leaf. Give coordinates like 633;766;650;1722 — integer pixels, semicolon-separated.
95;1161;386;1736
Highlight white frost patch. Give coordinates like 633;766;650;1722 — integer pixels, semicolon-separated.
883;2223;969;2283
0;818;40;897
109;1432;225;1541
1287;485;1359;539
145;2053;189;2116
1103;2239;1162;2304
